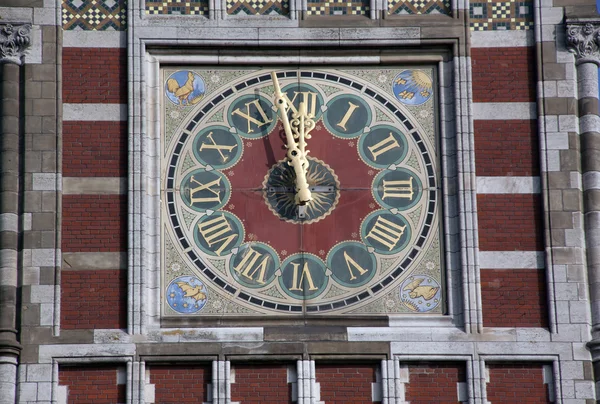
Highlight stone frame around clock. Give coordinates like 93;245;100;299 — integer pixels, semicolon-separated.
130;44;473;334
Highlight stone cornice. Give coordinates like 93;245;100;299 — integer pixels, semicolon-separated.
0;23;32;65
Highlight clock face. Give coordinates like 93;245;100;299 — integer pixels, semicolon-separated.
161;67;443;316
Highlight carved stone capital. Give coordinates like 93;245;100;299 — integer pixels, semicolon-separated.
0;23;32;65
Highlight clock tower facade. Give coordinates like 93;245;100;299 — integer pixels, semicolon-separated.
1;0;599;401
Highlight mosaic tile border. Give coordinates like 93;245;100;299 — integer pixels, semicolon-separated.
388;0;450;15
469;0;533;31
226;0;289;15
62;0;127;30
306;0;369;16
146;0;209;15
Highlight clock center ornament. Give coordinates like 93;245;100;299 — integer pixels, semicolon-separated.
161;68;443;316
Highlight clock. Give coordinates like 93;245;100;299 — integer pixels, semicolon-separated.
161;67;443;317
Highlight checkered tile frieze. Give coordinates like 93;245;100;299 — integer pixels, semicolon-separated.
226;0;288;15
146;0;209;14
470;0;533;31
306;0;369;15
388;0;450;15
62;0;127;30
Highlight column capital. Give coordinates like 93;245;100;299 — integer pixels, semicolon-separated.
0;23;32;66
567;22;600;66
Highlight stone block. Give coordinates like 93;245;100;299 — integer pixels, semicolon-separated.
550;211;575;228
41;116;57;134
23;191;41;212
31;212;55;231
544;63;567;81
40;81;56;99
31;249;55;267
560;149;580;172
563;189;582;211
41;191;56;212
31;99;56;117
26;364;52;382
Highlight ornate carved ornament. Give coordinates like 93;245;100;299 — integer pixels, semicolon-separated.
0;23;32;65
566;22;600;65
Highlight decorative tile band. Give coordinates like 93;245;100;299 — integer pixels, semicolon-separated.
307;0;369;15
469;0;533;31
146;0;209;15
62;0;127;30
226;0;289;15
388;0;450;15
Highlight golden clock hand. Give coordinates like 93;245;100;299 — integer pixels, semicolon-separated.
271;72;312;205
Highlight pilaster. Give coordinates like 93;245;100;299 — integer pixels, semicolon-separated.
0;21;31;404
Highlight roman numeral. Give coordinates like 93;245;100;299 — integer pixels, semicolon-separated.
343;251;369;280
197;214;238;256
231;99;273;133
367;132;400;161
283;91;318;117
382;177;414;201
288;261;319;292
233;246;271;284
366;216;406;251
198;132;238;162
336;102;360;132
189;175;222;204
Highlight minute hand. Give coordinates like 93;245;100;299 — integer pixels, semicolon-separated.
271;72;312;205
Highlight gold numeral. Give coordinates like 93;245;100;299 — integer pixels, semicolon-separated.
231;99;273;133
189;175;222;204
233;246;271;284
197;214;238;256
343;251;368;280
198;132;238;162
366;216;406;251
336;102;360;132
367;132;400;161
283;91;318;117
289;261;318;291
382;177;414;201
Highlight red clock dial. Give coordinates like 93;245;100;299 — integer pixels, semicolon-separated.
162;68;443;316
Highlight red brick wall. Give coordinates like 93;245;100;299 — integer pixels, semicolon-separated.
63;48;127;104
405;362;465;404
62;195;127;252
63;121;127;177
487;364;551;403
231;364;292;404
59;365;126;404
477;194;544;251
315;363;380;404
471;47;536;102
149;364;211;403
61;269;127;329
474;120;539;176
481;269;548;327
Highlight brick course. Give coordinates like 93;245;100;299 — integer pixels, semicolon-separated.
487;363;551;403
471;47;536;102
481;269;548;328
477;194;544;251
59;365;126;404
315;363;380;404
405;362;466;404
230;364;292;403
62;195;127;252
63;121;127;177
63;48;127;104
61;269;127;329
149;364;211;403
474;120;539;176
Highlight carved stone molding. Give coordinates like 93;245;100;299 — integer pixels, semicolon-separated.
0;23;32;65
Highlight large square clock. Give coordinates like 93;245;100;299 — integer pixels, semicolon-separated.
161;66;443;317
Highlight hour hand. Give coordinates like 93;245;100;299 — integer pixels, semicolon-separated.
271;72;312;205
